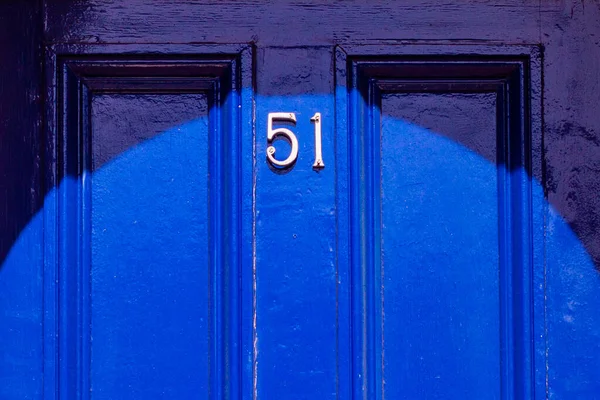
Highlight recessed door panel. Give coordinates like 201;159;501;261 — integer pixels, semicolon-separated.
90;93;210;396
46;51;254;399
381;92;500;398
337;49;542;399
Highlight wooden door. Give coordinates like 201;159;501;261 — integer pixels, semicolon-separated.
1;2;599;399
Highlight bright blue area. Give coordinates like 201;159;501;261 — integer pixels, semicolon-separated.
0;208;43;399
1;97;599;398
546;205;600;398
1;118;211;398
89;118;210;396
254;94;338;399
381;119;500;398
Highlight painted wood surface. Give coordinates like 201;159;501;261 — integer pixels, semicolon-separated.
1;1;599;399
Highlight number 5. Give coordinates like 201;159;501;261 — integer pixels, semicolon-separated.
267;112;299;168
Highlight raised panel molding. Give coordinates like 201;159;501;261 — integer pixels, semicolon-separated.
43;46;253;400
335;45;543;400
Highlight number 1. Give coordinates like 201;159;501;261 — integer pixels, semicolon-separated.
311;112;325;170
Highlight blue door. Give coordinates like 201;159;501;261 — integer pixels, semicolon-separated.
2;2;600;399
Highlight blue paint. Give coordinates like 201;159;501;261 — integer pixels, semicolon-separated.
1;95;598;398
255;94;337;399
337;54;546;399
90;119;210;396
382;120;501;398
0;214;43;399
546;208;600;398
1;52;256;400
1;56;600;399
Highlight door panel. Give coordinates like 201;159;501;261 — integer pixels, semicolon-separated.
336;48;543;399
381;91;500;398
43;51;254;399
90;93;210;396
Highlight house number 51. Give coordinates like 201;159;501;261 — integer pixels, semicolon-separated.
266;112;325;170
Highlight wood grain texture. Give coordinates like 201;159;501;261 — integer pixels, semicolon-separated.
0;0;43;261
44;0;542;45
0;1;44;399
541;1;600;398
542;0;600;265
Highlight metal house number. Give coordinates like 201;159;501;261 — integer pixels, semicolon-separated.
266;112;325;170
